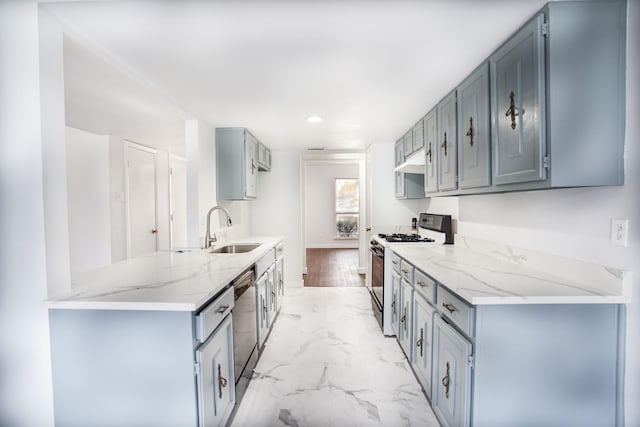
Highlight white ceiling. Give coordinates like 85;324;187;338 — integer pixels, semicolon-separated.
45;0;552;153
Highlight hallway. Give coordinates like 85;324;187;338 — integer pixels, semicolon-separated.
230;287;439;427
304;248;365;287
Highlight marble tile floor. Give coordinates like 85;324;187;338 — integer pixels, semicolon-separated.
230;287;441;427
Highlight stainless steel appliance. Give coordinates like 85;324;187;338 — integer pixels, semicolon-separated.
369;213;453;335
231;267;258;403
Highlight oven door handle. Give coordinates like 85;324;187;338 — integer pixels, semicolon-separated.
370;246;384;258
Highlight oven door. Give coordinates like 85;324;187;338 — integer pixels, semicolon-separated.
370;245;384;329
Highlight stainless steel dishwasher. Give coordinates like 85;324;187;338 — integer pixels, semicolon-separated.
231;267;257;403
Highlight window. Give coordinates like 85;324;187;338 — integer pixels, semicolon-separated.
335;178;359;238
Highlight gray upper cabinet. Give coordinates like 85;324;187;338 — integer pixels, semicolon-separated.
216;128;258;200
412;119;425;152
458;63;491;189
437;90;458;192
490;14;546;186
395;136;425;199
414;0;625;197
424;108;438;194
403;129;414;157
394;139;406;198
257;141;271;172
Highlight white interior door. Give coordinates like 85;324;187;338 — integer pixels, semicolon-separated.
169;156;187;248
127;144;157;257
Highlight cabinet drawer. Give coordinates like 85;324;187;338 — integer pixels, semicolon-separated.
256;250;275;278
391;253;402;273
400;260;414;284
275;243;284;260
195;286;234;343
414;269;436;304
437;286;474;337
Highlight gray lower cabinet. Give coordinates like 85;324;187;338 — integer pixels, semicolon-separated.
398;278;413;360
216;127;258;200
432;315;473;427
389;251;624;427
457;62;491;189
424;108;438;194
390;270;401;336
437;90;458;192
256;271;270;350
196;315;235;427
411;291;436;399
275;256;284;313
49;288;236;427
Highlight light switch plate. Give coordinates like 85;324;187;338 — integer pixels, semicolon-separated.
610;219;629;247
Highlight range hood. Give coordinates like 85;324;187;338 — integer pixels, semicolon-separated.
394;148;425;174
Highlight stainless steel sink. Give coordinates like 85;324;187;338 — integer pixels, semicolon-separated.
209;243;261;254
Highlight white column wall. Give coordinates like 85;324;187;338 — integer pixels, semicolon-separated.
0;1;55;425
66;126;111;274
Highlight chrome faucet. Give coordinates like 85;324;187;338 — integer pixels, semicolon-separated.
205;206;233;249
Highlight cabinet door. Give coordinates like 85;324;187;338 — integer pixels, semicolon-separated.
424;108;438;194
403;130;414;157
458;63;491;189
390;270;401;336
196;314;235;427
398;279;413;360
275;257;284;312
244;131;258;198
432;316;472;427
412;294;436;398
437;91;458;191
395;139;406;198
413;119;425;152
267;266;276;316
490;14;546;186
256;273;269;350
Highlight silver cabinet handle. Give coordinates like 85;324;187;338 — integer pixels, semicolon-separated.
217;363;228;399
416;328;424;357
215;304;229;314
442;302;456;314
417;281;425;288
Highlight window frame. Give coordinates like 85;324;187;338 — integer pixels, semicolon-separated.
334;178;360;240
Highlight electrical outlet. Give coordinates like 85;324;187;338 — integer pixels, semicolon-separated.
610;219;629;247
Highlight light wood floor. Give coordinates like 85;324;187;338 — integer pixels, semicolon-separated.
304;248;365;287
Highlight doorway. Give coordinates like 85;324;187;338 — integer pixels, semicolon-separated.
126;143;158;258
304;248;365;287
301;153;367;287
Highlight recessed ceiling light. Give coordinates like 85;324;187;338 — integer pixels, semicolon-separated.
306;115;323;123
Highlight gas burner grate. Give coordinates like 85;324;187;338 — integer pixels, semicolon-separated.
378;233;435;243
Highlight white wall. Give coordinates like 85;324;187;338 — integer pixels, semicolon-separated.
109;135;127;262
0;1;55;426
66;126;111;274
367;142;459;232
305;162;359;248
250;150;304;287
457;1;639;424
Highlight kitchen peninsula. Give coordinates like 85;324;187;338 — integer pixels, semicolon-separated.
45;236;283;427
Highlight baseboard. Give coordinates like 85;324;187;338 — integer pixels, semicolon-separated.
358;267;367;274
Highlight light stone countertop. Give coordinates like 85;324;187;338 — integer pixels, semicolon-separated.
389;236;631;305
45;236;283;311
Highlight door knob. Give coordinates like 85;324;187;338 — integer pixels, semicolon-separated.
151;229;158;234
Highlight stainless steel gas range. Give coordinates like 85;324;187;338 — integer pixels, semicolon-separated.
369;213;453;336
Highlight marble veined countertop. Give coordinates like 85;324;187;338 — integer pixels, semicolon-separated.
390;236;631;305
45;236;283;311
